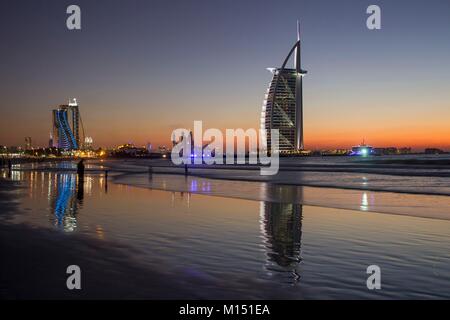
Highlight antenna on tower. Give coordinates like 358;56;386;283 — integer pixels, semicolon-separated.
295;20;301;72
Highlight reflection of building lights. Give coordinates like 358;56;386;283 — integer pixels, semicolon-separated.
11;170;23;181
190;180;198;192
48;172;53;200
95;225;105;240
85;176;93;195
187;192;191;208
362;176;368;186
360;192;369;211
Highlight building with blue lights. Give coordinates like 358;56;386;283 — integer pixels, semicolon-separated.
52;99;81;150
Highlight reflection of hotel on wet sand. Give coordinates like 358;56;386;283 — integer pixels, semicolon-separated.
49;173;83;232
172;184;304;283
4;170;104;232
259;185;303;283
170;185;304;283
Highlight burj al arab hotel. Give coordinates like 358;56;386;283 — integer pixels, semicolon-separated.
261;22;307;153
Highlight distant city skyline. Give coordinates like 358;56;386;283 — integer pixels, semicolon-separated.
1;0;450;150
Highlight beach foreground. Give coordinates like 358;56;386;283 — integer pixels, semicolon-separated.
1;158;450;299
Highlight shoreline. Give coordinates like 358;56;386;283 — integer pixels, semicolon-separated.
7;163;450;198
118;170;450;197
110;173;450;221
3;163;450;220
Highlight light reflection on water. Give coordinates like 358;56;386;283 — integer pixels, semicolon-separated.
3;169;450;299
51;173;81;232
260;201;303;283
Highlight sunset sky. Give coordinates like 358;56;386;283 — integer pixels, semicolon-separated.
1;0;450;150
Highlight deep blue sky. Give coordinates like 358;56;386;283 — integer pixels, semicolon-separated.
1;0;450;149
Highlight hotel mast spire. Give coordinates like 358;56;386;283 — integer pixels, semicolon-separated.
294;20;305;150
295;20;301;73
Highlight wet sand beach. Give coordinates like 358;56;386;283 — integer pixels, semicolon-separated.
1;157;450;299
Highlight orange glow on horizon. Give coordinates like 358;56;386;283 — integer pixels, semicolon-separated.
91;124;450;151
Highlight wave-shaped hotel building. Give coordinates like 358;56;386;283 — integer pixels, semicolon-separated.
261;22;307;154
52;99;81;150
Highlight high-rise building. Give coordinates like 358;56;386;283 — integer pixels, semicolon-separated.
24;137;32;150
261;22;307;153
68;99;80;147
84;136;93;150
52;99;81;150
48;132;54;148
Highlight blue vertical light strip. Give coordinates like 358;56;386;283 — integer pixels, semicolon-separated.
54;174;75;226
56;110;69;149
55;109;78;150
62;111;78;149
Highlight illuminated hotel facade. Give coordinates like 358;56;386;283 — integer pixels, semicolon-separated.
52;99;81;150
261;22;307;153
